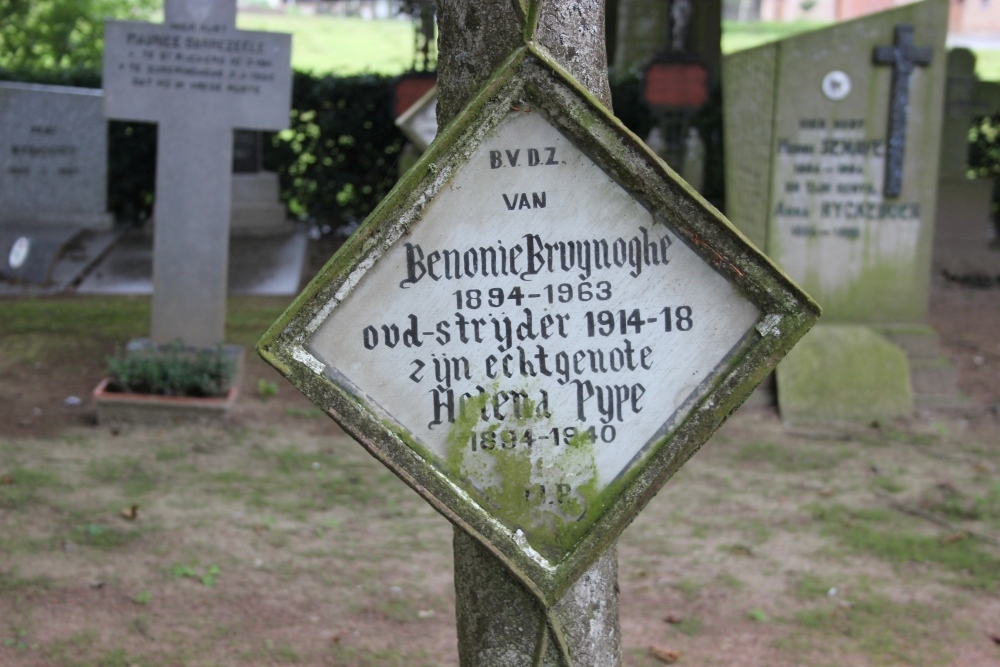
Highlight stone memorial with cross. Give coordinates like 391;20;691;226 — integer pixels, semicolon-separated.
102;0;292;346
259;0;818;661
724;0;958;421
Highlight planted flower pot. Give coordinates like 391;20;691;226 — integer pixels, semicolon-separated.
93;340;244;427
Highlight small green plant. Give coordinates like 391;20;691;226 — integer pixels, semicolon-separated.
811;504;1000;590
170;563;220;587
673;615;702;636
257;378;278;400
74;524;140;550
133;590;152;605
0;467;61;510
106;340;235;397
747;608;770;623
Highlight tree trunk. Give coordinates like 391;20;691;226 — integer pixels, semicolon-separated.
435;2;620;664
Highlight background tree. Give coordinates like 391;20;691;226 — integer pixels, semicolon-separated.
0;0;156;72
398;0;436;72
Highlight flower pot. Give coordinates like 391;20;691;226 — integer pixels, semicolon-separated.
92;377;239;428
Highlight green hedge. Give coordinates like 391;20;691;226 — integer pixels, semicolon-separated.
968;114;1000;231
272;71;406;227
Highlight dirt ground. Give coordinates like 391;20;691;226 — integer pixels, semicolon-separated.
0;276;998;666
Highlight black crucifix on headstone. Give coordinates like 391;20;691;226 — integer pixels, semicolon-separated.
873;24;933;198
102;0;291;347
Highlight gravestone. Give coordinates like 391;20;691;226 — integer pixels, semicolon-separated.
230;130;289;237
0;82;115;285
934;48;1000;278
611;0;722;83
232;129;262;173
642;56;709;178
395;85;438;152
260;38;818;660
393;72;436;119
723;0;956;420
102;0;292;346
0;83;113;231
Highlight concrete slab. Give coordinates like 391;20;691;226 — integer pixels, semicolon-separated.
76;226;309;296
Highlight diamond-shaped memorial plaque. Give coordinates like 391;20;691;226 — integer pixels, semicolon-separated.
259;52;819;603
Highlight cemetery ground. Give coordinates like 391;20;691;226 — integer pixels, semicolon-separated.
0;279;998;667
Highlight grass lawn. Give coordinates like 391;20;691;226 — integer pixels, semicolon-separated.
973;49;1000;82
228;11;1000;83
0;287;998;666
236;12;418;74
721;19;831;54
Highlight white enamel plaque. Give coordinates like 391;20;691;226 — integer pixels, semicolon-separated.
307;109;761;561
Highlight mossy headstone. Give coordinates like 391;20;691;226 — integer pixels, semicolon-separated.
723;0;952;420
777;324;913;423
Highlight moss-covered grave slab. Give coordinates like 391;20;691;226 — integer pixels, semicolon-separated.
258;48;819;604
777;324;913;423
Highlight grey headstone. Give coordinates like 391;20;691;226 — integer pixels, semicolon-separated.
933;48;1000;277
232;129;262;173
102;0;292;346
0;82;113;230
724;1;947;324
723;0;955;419
940;48;978;179
395;86;438;152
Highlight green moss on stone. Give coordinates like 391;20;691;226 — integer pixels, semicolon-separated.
777;324;913;423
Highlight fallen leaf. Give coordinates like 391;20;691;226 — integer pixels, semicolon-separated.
121;504;139;520
943;531;966;543
0;474;13;485
648;646;681;664
664;614;684;625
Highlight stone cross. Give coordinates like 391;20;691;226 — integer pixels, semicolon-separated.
873;24;933;198
102;0;291;346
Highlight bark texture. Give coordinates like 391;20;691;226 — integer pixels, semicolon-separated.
437;2;621;664
436;0;523;125
454;529;621;666
536;0;612;108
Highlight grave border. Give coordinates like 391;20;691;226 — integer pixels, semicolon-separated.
258;45;820;604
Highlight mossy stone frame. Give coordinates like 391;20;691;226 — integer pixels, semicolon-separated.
258;46;820;605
